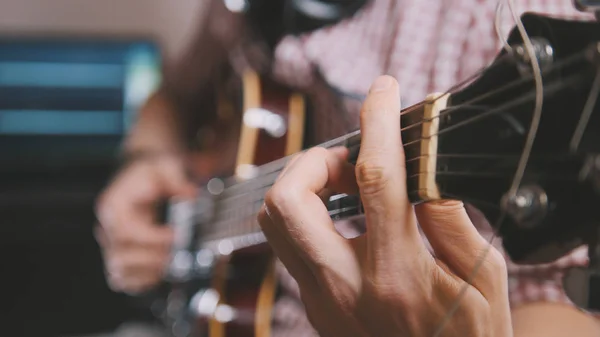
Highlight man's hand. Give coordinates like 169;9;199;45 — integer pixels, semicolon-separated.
257;75;512;336
95;155;196;294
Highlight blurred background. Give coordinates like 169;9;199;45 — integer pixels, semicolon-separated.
0;1;202;336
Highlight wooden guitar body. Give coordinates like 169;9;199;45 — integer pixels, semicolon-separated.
179;70;306;337
200;246;276;337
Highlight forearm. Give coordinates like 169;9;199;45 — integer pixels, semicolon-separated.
124;0;245;156
123;89;188;155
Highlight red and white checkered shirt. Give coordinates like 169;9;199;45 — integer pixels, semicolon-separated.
175;0;597;335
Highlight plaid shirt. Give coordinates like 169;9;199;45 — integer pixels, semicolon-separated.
168;0;595;335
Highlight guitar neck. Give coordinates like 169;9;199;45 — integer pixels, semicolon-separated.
196;97;435;246
197;130;366;246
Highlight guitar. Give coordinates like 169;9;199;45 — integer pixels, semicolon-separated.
159;14;600;337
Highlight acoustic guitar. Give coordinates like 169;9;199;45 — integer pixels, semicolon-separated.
158;14;600;337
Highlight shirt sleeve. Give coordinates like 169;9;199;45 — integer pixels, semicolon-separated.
156;0;247;141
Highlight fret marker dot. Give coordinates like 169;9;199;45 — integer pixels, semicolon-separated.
207;178;225;195
236;164;259;180
196;249;214;268
224;0;248;13
218;239;234;256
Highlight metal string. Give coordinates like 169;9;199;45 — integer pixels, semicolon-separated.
199;70;586;241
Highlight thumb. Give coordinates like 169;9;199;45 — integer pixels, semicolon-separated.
415;201;493;285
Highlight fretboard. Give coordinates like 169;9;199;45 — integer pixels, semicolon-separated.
173;101;432;245
197;130;366;244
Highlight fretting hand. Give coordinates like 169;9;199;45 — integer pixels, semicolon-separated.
257;76;512;337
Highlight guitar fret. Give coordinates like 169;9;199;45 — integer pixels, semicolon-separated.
190;129;374;246
198;192;363;244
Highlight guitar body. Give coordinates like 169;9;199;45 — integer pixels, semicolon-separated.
190;70;306;337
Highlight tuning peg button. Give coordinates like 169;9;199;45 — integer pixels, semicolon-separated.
501;185;548;229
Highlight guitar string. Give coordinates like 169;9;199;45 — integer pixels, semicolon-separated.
207;167;577;234
214;156;578;212
199;72;586;240
204;150;581;241
432;0;545;333
570;66;600;152
399;51;584;134
396;55;510;117
201;188;508;243
214;52;511;194
202;49;578;213
402;70;585;147
201;76;584;244
215;148;581;209
210;66;584;208
215;49;586;199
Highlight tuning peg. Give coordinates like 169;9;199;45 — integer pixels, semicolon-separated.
509;37;554;76
501;185;548;229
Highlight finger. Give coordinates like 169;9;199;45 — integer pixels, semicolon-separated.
276;152;304;183
356;76;422;268
277;146;348;183
415;200;507;297
258;147;352;291
105;246;170;278
257;204;319;292
102;245;170;294
264;147;361;301
104;220;174;251
318;147;350;201
107;271;162;294
94;225;107;248
278;148;350;206
98;190;174;251
96;159;195;228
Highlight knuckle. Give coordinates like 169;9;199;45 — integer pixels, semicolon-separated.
256;205;274;232
461;294;491;335
355;159;389;196
364;274;415;309
264;182;298;213
472;247;507;295
112;228;134;246
305;146;329;159
264;186;284;210
484;247;508;277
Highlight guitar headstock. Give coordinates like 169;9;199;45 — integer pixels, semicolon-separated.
411;14;600;263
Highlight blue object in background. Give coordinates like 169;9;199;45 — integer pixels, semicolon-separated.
0;38;161;136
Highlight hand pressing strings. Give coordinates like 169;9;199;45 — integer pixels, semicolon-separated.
257;75;512;337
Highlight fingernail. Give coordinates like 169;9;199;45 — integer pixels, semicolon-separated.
370;76;393;92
